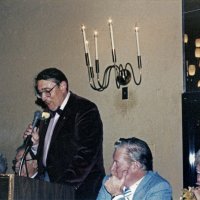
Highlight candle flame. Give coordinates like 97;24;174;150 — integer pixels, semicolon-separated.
94;31;98;36
81;25;85;30
108;18;112;24
135;26;139;31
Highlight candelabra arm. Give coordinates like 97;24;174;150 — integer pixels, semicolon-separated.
126;62;142;85
89;66;94;79
86;63;121;91
114;64;120;88
89;79;104;91
96;65;117;90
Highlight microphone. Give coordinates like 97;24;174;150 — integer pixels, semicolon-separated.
32;110;42;129
24;110;42;147
19;110;42;177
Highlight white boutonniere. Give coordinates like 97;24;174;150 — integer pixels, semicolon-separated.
41;112;50;120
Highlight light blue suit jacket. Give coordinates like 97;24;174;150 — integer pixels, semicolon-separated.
96;171;172;200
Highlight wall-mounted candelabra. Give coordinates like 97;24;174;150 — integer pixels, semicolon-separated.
81;18;142;92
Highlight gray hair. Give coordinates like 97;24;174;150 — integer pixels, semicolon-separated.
195;149;200;166
114;137;153;171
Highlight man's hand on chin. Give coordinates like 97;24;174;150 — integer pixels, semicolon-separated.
104;171;127;197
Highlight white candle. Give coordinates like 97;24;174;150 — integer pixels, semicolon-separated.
135;26;141;56
81;25;88;53
94;31;98;60
86;40;91;66
108;18;115;50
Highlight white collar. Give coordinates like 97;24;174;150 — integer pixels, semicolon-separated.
31;172;38;178
129;176;144;193
60;91;70;110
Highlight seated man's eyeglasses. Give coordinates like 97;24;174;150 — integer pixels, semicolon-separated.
12;158;34;173
35;84;58;99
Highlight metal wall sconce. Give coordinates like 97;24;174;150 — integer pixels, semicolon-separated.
80;19;142;92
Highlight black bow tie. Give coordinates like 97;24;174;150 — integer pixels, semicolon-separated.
50;107;63;117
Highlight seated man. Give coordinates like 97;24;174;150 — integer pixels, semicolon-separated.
12;145;38;178
97;137;172;200
0;153;7;173
195;149;200;186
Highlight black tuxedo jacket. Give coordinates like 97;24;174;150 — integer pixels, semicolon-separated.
37;92;105;200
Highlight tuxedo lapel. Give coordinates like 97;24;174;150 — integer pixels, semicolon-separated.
37;117;51;171
47;92;75;149
50;109;69;143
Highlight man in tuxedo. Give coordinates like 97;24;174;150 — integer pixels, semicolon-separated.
97;137;172;200
12;145;38;178
23;67;105;200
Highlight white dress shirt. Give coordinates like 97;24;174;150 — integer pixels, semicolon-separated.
112;177;144;200
42;91;70;166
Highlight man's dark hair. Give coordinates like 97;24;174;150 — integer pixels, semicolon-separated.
114;137;153;171
35;67;68;90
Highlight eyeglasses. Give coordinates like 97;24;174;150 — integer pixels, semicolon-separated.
12;158;33;165
35;84;58;99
